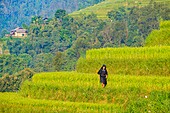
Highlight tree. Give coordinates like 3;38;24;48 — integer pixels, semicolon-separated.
107;6;127;22
53;52;65;71
0;68;34;92
55;9;66;20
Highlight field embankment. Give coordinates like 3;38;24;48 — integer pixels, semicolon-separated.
77;46;170;76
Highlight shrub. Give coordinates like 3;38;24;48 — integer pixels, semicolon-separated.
0;68;34;92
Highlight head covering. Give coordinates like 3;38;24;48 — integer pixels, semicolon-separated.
101;64;106;70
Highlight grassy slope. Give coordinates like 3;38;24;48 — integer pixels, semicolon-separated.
0;72;169;112
0;92;120;113
0;63;169;111
70;0;170;19
77;46;170;75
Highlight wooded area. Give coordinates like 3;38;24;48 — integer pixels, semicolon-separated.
0;0;104;37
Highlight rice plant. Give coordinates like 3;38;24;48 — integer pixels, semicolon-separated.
1;71;170;112
77;46;170;76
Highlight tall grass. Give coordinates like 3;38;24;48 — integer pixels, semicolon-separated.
0;92;120;113
18;72;170;112
77;46;170;76
86;46;170;59
1;72;170;112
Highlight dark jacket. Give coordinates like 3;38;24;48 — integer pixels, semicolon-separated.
97;69;108;77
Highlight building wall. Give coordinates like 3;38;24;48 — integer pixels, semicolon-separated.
14;32;27;37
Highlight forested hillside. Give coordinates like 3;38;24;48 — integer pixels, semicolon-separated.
0;0;103;36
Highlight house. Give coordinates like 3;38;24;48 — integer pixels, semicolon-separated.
6;27;28;38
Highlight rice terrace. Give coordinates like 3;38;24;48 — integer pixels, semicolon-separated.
0;0;170;113
1;45;170;112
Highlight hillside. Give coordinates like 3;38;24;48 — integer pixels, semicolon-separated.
1;45;170;112
0;0;170;112
0;0;103;36
70;0;170;19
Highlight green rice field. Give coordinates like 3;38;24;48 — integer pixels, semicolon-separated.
1;72;170;112
77;46;170;76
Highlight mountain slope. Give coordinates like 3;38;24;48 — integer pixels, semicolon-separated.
0;0;103;36
70;0;170;19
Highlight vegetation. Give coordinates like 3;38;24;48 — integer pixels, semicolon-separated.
0;0;169;112
0;68;34;92
0;0;104;37
0;0;169;76
0;54;33;76
70;0;170;19
1;72;169;112
145;21;170;46
0;92;121;113
77;46;170;76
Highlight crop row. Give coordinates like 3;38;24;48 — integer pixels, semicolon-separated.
0;93;120;113
77;46;170;76
18;72;170;112
77;57;170;76
86;46;170;60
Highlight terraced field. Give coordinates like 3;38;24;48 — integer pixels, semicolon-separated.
0;43;170;112
1;72;170;112
70;0;170;19
1;0;170;112
77;46;170;76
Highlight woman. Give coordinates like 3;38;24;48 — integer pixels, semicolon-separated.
97;64;108;88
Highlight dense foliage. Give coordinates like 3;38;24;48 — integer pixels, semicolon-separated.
145;21;170;46
0;0;104;36
0;54;33;76
0;68;34;92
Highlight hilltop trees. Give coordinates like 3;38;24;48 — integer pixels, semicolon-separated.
55;9;66;20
